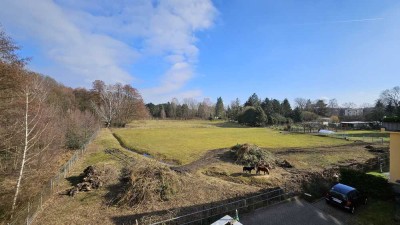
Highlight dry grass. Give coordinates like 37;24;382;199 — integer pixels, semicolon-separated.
0;149;75;222
32;128;260;225
275;144;377;171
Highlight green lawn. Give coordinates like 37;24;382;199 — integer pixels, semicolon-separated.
113;120;349;164
355;200;396;225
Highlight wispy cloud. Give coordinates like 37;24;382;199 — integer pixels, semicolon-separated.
0;0;217;102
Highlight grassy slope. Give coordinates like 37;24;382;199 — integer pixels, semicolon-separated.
114;120;349;164
33;128;260;225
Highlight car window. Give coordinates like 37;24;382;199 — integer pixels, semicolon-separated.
329;190;347;200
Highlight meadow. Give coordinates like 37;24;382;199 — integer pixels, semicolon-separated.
113;120;349;164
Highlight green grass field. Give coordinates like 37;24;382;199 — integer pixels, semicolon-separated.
113;120;349;164
333;130;390;143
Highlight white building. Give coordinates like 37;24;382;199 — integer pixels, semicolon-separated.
344;108;363;117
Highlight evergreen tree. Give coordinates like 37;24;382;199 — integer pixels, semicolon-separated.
244;93;261;107
292;107;302;122
261;98;273;115
385;101;395;116
181;104;189;119
314;100;328;116
215;97;225;119
271;99;281;114
281;98;292;117
229;98;242;121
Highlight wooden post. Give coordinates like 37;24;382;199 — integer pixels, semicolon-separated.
40;193;42;209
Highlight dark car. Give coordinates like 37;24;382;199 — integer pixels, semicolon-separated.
325;183;367;214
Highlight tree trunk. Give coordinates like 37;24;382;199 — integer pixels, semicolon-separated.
11;91;29;212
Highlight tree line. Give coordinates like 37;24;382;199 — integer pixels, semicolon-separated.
0;29;148;218
146;89;400;127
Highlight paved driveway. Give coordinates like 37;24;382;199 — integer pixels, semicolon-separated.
240;197;353;225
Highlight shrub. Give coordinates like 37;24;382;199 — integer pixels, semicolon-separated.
383;116;400;122
339;168;393;200
238;106;267;127
302;175;332;201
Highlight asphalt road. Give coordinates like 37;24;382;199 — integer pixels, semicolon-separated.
240;197;353;225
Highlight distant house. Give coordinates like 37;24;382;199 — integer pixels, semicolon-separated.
340;121;372;129
344;108;363;117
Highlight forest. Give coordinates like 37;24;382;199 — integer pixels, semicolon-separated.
0;29;148;220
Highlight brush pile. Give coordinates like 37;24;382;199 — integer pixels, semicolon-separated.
68;165;103;197
232;143;276;166
115;161;181;208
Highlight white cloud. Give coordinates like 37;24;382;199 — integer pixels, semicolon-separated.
0;0;217;102
0;0;137;85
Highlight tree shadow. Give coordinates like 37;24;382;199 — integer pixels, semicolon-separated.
66;174;83;186
209;121;252;128
103;182;124;206
230;172;258;178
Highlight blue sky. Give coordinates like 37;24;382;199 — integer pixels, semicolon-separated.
0;0;399;106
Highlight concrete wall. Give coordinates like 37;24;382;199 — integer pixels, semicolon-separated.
390;132;400;183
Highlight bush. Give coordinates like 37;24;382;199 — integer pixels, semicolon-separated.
238;106;267;127
302;175;332;201
339;168;393;200
232;143;275;166
383;116;400;122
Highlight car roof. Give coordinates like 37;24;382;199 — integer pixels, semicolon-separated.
331;183;356;194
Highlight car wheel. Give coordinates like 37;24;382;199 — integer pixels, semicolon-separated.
364;198;368;205
350;206;355;214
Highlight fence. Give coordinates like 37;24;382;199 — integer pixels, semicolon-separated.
8;130;99;225
149;187;292;225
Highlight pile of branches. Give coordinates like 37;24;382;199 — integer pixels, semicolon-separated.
232;143;276;166
114;161;181;208
68;166;103;197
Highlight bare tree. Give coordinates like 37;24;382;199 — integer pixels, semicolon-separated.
328;98;339;116
380;86;400;108
294;98;307;110
91;83;124;127
342;102;357;109
91;82;148;126
360;103;372;108
12;75;53;212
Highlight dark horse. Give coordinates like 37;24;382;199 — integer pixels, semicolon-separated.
256;165;270;175
242;166;255;174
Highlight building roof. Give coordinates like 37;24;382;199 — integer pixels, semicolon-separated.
340;121;370;124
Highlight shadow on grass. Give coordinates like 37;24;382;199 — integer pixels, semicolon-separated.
230;172;258;178
209;121;252;128
66;174;83;186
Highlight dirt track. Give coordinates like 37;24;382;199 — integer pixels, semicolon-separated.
171;148;231;173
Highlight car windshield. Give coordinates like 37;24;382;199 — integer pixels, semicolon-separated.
329;190;347;201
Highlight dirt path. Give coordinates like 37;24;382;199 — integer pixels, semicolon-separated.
171;148;232;173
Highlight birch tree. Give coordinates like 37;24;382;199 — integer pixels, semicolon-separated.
12;75;52;211
91;83;123;127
